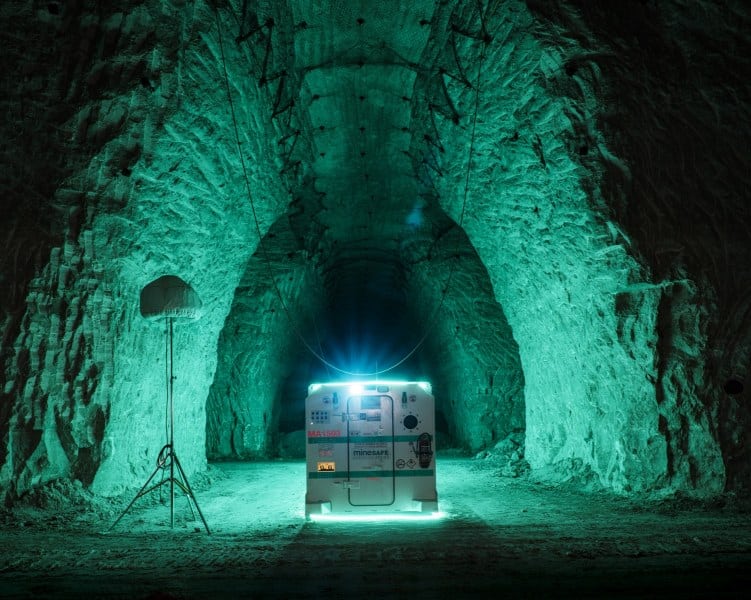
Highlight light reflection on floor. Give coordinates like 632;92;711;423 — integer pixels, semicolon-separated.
1;457;750;598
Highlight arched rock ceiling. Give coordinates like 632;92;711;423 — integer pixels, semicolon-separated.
290;1;437;296
1;0;750;499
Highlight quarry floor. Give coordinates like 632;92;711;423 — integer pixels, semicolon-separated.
1;457;750;599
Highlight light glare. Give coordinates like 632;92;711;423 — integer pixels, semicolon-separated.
309;511;446;523
309;380;431;389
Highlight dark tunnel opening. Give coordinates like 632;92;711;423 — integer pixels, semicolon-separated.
313;247;424;379
206;210;525;460
275;279;433;435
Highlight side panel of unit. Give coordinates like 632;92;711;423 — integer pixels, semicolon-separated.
305;382;437;516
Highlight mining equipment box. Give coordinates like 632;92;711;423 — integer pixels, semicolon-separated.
305;381;438;516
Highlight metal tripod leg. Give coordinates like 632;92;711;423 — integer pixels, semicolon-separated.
172;451;211;534
108;445;210;534
109;455;166;532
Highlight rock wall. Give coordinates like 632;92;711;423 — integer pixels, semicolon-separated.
538;0;751;492
206;218;325;459
411;0;725;493
1;1;295;499
524;0;750;490
405;211;525;451
1;0;748;501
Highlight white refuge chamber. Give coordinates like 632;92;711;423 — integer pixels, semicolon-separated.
304;381;438;517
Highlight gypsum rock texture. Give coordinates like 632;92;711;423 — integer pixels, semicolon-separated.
1;0;302;498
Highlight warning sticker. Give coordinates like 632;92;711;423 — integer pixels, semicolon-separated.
317;461;336;472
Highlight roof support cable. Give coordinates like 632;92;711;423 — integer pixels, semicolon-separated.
403;6;491;374
214;3;488;378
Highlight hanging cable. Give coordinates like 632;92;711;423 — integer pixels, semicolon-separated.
373;6;490;378
215;7;352;376
312;317;332;380
165;319;170;443
213;4;488;378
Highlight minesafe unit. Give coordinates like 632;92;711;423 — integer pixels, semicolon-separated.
305;381;438;517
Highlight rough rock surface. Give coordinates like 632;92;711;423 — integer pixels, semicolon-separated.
1;0;749;502
1;1;292;498
206;216;325;459
421;1;677;492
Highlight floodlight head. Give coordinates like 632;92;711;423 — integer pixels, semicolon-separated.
140;275;203;320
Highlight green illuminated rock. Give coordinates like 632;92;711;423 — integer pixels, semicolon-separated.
1;0;748;501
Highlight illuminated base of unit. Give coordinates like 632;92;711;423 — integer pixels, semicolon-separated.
305;499;439;519
308;511;446;523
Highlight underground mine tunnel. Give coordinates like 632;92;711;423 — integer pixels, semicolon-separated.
1;0;750;597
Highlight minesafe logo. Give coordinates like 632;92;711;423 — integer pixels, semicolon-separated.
352;449;390;457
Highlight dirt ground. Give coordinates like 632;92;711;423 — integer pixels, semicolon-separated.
1;456;750;599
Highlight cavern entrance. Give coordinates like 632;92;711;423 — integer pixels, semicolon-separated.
205;212;526;463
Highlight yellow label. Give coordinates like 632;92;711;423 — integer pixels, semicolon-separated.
317;461;336;472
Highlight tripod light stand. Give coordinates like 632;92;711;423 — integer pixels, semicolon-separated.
110;275;210;534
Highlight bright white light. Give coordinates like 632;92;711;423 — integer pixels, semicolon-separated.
348;383;364;396
309;380;432;391
308;511;446;523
